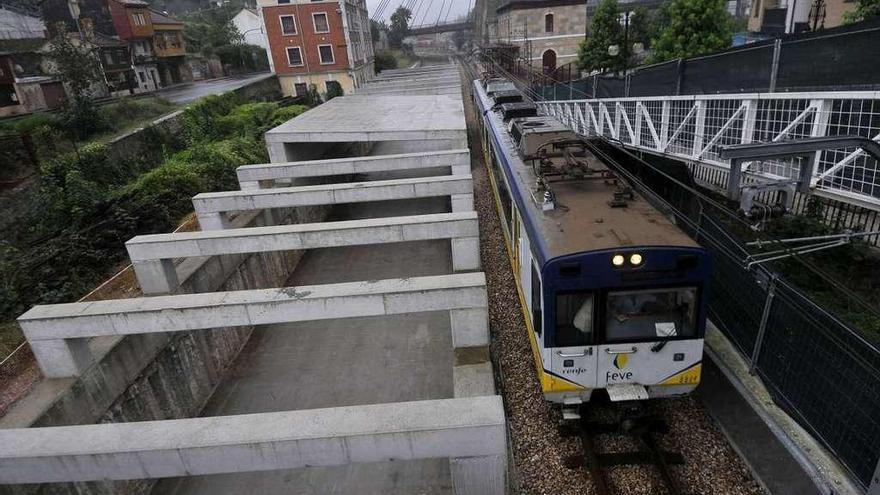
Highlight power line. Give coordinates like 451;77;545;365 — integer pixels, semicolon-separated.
434;0;446;25
411;0;426;24
442;0;454;24
417;0;435;26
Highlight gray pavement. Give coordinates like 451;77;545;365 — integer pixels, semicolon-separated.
155;72;272;104
152;140;460;495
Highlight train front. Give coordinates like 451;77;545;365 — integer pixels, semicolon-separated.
541;246;710;403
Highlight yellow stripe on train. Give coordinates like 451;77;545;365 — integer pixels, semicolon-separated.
660;363;702;386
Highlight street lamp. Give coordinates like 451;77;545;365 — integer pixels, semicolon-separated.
607;10;643;76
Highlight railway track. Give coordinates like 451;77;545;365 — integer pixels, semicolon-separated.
562;404;686;495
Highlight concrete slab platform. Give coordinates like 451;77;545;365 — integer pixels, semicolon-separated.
264;95;466;145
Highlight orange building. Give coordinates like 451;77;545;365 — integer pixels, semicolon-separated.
150;9;187;85
258;0;373;97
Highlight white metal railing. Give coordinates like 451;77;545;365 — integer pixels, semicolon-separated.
537;92;880;210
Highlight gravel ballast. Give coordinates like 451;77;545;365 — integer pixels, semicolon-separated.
459;65;765;495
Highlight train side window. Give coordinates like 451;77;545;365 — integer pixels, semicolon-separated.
531;264;542;336
497;174;513;229
555;292;594;347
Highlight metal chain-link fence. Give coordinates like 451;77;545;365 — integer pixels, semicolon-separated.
593;142;880;490
537;18;880;100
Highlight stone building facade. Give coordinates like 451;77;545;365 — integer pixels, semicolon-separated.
491;0;586;72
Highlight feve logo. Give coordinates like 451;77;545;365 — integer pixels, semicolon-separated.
607;353;634;382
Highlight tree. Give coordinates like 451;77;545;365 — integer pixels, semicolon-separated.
182;5;244;57
370;19;386;42
47;24;106;142
628;6;656;50
388;6;412;48
578;0;622;73
649;0;732;63
843;0;880;23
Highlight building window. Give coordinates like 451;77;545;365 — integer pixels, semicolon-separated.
279;0;290;4
286;46;304;66
544;13;554;33
280;15;297;35
294;82;307;95
312;12;329;33
318;44;334;64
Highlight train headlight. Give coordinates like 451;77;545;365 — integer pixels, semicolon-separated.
612;254;625;266
630;253;643;266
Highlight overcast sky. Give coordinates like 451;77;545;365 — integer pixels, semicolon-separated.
366;0;473;26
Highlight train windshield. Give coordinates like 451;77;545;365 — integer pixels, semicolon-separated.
604;287;698;342
555;292;594;347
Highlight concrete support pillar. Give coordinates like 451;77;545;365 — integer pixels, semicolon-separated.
197;211;232;231
451;236;480;272
450;454;506;495
239;180;260;191
451;193;474;213
451;164;470;176
267;142;287;163
449;307;489;347
28;338;92;378
132;259;179;295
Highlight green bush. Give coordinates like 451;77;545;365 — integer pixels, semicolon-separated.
270;104;309;127
9;113;62;134
214;102;278;138
182;92;243;143
101;97;177;130
0;95;291;328
374;51;398;72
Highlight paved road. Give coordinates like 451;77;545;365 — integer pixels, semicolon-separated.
155;72;273;104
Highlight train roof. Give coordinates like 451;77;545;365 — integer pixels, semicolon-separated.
473;81;699;264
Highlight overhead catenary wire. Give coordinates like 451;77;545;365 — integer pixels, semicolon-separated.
417;0;435;26
370;0;391;21
434;0;446;25
441;0;454;24
411;0;426;22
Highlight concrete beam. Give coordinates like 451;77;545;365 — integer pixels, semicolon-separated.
0;395;506;495
193;175;474;231
236;149;470;189
364;76;461;87
357;86;462;96
127;213;481;294
18;273;489;377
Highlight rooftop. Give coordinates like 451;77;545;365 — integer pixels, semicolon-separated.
150;9;183;25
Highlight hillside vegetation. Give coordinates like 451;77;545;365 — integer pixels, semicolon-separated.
0;94;307;358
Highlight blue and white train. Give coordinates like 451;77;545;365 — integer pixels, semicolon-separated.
474;78;712;412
